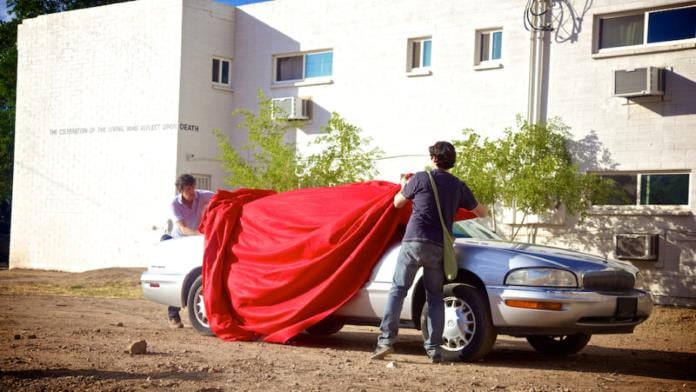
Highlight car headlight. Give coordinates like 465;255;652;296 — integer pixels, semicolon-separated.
634;271;648;291
505;268;578;288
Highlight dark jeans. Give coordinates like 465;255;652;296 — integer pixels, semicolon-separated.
168;306;181;321
377;241;444;357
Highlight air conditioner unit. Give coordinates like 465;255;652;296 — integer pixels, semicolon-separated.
613;67;664;98
271;97;311;120
615;234;658;261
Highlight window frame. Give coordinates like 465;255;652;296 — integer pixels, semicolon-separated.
474;28;504;69
406;36;433;76
192;174;212;192
273;49;334;85
591;171;691;209
594;4;696;56
211;56;232;87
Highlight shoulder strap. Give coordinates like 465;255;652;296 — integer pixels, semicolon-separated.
427;171;452;241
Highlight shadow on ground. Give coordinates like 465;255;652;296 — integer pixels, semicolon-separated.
294;330;696;382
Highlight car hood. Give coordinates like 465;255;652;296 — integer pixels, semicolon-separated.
455;238;638;278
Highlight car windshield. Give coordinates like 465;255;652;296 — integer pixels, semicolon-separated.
453;220;502;240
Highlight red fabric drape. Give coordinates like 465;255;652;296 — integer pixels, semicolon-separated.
199;181;477;343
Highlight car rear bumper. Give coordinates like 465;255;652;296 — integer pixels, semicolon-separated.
487;286;652;335
140;270;186;308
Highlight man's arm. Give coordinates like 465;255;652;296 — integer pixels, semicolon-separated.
175;220;201;236
394;191;409;208
471;204;488;218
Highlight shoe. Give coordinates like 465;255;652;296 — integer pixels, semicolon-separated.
370;345;394;360
168;318;183;329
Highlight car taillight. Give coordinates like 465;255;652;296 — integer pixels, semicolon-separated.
149;282;160;288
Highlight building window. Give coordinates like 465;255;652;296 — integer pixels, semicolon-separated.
212;57;231;86
274;50;333;83
592;172;690;206
598;5;696;50
408;37;432;71
479;30;503;62
192;174;212;191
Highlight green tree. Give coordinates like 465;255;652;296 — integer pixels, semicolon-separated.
301;112;383;188
216;91;382;191
215;90;303;192
452;117;603;240
0;0;131;202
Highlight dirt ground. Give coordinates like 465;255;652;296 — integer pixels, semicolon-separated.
0;268;694;392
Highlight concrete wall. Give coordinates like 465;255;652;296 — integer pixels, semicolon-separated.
177;0;235;191
232;0;531;178
11;0;696;304
12;0;185;271
233;0;696;305
534;0;696;306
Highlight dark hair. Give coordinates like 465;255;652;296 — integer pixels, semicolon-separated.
175;174;196;193
429;141;456;170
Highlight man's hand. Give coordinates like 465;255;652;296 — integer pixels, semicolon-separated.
176;221;202;236
471;204;488;218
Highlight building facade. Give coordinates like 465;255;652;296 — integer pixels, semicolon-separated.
11;0;696;305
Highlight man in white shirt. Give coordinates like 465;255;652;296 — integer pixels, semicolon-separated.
171;174;214;238
165;174;214;328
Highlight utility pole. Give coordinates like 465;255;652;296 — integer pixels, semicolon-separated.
526;0;552;125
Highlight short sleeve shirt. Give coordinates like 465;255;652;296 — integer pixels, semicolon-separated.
171;190;215;238
401;170;478;245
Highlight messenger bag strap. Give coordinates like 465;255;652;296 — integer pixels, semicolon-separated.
426;171;453;244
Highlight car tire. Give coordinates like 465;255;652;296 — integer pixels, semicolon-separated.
526;333;591;356
305;318;344;336
421;283;497;362
187;275;214;336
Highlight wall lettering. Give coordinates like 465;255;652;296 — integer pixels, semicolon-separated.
48;122;201;136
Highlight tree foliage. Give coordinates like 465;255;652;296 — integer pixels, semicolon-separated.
215;90;382;191
301;113;383;188
214;90;301;192
452;117;604;240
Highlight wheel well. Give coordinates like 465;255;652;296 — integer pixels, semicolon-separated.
411;269;488;330
181;267;202;308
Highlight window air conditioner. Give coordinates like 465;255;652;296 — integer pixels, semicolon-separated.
613;67;664;98
615;234;658;261
271;97;311;120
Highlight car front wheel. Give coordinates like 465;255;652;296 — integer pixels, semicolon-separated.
305;318;344;336
526;333;591;356
187;275;214;336
421;283;497;361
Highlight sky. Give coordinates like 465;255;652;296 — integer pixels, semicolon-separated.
0;0;270;22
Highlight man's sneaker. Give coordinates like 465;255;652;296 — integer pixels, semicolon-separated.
168;318;183;329
430;354;442;364
370;345;393;360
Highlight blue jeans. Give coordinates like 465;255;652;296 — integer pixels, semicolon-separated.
377;241;444;357
168;306;181;321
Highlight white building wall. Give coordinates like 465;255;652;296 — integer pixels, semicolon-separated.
177;0;235;191
232;0;696;304
535;0;696;305
232;0;531;179
11;0;185;271
10;0;696;304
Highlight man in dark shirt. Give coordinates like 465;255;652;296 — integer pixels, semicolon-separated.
371;141;487;363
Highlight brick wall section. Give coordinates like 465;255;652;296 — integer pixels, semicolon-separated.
12;0;184;271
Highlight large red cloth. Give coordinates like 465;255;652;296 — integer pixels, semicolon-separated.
199;181;410;342
199;181;476;343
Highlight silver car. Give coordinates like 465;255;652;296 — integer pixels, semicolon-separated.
141;220;652;361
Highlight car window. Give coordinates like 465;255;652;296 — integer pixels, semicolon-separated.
453;220;501;240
